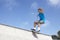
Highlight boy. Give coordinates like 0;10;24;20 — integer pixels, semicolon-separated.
32;8;45;32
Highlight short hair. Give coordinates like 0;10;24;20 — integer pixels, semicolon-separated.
38;8;43;11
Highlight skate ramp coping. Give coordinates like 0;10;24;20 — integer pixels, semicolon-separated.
0;24;53;40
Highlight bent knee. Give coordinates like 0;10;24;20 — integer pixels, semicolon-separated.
34;21;38;24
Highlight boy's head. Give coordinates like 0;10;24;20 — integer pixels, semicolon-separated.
38;8;43;13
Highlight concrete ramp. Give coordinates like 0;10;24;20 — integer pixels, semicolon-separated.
0;24;53;40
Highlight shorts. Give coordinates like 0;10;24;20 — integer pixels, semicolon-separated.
38;20;44;24
34;20;44;24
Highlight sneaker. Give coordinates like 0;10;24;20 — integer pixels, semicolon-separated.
31;29;36;31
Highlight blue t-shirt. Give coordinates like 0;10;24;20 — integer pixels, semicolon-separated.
38;13;45;22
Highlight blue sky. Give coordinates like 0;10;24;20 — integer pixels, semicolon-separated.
0;0;60;35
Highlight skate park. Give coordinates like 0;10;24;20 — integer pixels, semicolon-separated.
0;24;53;40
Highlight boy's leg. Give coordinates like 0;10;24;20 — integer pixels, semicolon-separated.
38;23;41;31
32;22;37;31
32;21;38;31
34;22;37;30
37;20;44;32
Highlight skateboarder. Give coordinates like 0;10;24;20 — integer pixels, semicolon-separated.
32;8;45;32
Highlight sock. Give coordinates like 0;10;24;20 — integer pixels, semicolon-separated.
34;27;36;30
38;27;40;31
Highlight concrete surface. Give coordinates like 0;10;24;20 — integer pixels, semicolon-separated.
0;24;53;40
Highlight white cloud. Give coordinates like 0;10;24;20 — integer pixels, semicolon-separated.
47;0;60;7
41;20;50;27
0;0;19;10
31;2;38;10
